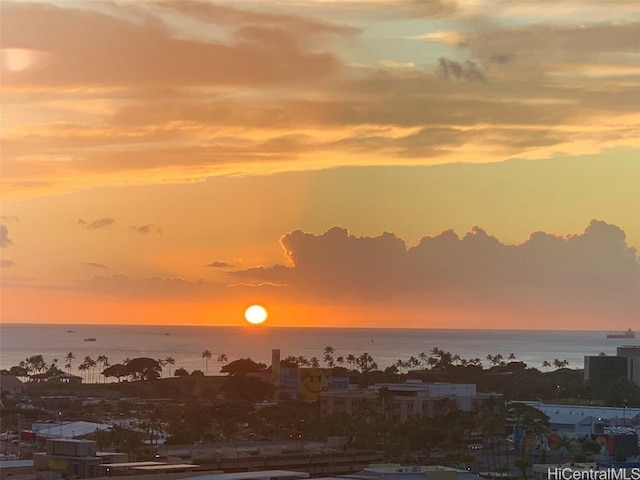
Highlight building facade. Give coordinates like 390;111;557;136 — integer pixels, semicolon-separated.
584;346;640;387
320;381;498;422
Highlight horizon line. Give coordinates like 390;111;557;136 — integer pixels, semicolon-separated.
0;321;632;334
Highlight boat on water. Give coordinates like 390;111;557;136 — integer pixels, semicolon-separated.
606;329;635;339
83;337;97;342
67;330;75;333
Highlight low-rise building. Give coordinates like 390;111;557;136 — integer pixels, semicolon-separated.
158;441;383;475
33;439;104;479
0;460;35;480
519;402;640;433
320;381;498;422
0;375;26;396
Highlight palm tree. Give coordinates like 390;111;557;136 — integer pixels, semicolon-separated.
310;356;320;368
216;353;228;372
97;355;109;383
26;355;47;376
553;358;570;369
346;354;356;370
427;356;438;369
297;355;310;367
357;352;376;372
65;352;75;374
323;346;335;369
102;356;110;380
408;356;420;369
201;350;212;375
83;356;95;383
78;361;88;382
418;352;428;369
164;357;175;377
157;358;166;377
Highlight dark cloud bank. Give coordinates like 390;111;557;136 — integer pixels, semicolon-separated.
232;220;639;315
76;220;638;319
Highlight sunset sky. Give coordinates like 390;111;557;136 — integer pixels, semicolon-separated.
1;0;638;329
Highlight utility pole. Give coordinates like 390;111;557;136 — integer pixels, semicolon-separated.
17;414;21;458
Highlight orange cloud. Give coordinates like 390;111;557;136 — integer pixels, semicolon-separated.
1;2;639;199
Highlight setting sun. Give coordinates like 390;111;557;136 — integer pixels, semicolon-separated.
244;305;268;325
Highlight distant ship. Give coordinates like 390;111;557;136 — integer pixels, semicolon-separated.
83;337;97;342
606;329;635;339
67;330;75;333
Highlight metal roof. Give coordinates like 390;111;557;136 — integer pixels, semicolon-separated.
101;462;165;468
0;460;34;469
34;421;111;438
132;464;200;471
519;402;640;424
183;471;310;480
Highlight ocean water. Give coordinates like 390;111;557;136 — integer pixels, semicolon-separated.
0;324;637;376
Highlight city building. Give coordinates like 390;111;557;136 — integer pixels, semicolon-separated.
514;402;640;457
271;349;349;401
101;461;200;476
617;345;640;385
584;346;640;387
157;441;383;475
320;381;499;422
0;460;35;480
180;471;309;480
33;439;105;479
0;375;26;396
518;402;640;433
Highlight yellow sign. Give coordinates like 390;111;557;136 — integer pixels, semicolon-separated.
299;368;327;401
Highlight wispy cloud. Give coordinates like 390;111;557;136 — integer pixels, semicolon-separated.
78;218;115;230
1;1;638;198
206;261;235;268
129;224;162;235
84;262;109;269
0;225;14;247
1;259;15;268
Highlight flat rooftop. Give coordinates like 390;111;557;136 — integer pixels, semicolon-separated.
102;462;165;468
132;465;200;471
182;471;310;480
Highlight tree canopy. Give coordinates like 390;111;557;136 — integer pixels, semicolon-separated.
102;357;161;382
221;358;267;376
